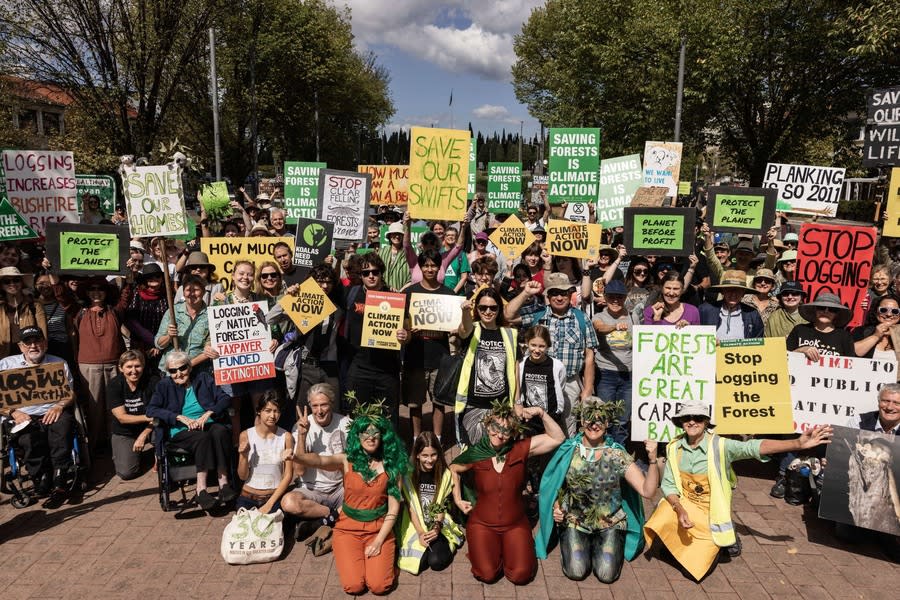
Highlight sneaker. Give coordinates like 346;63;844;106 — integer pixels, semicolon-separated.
196;490;218;511
321;508;339;528
724;534;742;558
218;484;238;504
770;475;786;499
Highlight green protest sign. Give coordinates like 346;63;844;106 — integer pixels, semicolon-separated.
706;186;777;235
200;181;231;219
623;207;696;257
468;138;477;199
547;128;601;205
76;175;117;214
59;231;119;270
284;161;326;224
487;162;522;213
380;224;427;246
0;198;37;240
597;154;642;228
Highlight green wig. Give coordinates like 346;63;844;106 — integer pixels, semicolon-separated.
345;400;407;500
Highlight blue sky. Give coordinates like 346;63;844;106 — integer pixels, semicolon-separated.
340;1;544;139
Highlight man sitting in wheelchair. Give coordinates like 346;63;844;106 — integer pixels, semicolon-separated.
0;326;77;508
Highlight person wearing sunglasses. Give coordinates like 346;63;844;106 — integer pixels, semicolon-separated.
644;401;833;580
787;292;857;362
853;294;900;360
764;280;808;338
147;350;235;511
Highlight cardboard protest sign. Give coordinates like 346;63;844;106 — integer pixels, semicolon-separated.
862;124;900;167
788;353;895;432
408;127;470;221
408;293;464;333
819;426;900;537
380;224;426;247
867;86;900;123
292;218;333;274
170;215;198;243
885;168;900;238
284;161;326;223
0;362;73;413
547;128;601;205
714;338;793;435
630;186;669;208
122;164;188;237
467;138;477;200
76;175;117;214
762;163;844;217
563;201;590;223
277;278;337;335
642;141;682;197
0;198;37;240
596;154;643;227
706;186;776;235
489;215;535;263
545;219;602;259
631;325;717;441
1;150;77;236
797;223;876;328
44;222;129;276
318;169;371;243
201;237;295;294
208;302;275;385
361;291;405;350
358;165;408;206
623;207;696;257
487;162;522;213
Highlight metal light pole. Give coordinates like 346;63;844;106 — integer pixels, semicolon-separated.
518;120;523;164
674;35;686;142
209;28;221;181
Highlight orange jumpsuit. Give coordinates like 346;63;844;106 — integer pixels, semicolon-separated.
332;466;397;594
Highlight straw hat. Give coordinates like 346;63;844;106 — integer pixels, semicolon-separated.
711;270;755;293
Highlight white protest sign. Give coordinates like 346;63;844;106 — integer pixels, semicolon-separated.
642;142;683;197
563;201;589;222
408;293;464;333
631;325;717;441
787;353;895;432
122;164;188;237
1;150;77;236
318;169;372;242
763;163;845;217
208;302;275;386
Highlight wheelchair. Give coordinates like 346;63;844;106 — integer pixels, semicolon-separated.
0;410;91;509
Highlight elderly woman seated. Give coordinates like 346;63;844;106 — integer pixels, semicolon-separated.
147;350;235;511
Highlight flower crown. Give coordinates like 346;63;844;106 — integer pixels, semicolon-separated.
574;398;625;423
346;391;389;423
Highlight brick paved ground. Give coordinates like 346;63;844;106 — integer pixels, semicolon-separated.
1;454;897;599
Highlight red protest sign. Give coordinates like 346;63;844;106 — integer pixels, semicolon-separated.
797;223;877;328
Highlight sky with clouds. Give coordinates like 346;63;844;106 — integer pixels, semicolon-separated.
339;0;544;139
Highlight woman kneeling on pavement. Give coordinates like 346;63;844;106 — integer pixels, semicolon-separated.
643;401;833;581
536;399;659;583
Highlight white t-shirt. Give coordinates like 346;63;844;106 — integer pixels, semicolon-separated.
293;413;350;493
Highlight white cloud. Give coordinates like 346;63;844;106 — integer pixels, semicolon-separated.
472;104;510;119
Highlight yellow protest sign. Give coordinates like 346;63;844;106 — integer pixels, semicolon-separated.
545;219;602;259
361;291;405;350
884;168;900;237
201;238;294;294
489;214;536;263
408;293;464;333
277;278;336;335
714;337;794;435
407;127;470;221
358;165;408;206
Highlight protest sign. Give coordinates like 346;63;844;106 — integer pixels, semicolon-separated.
358;165;408;206
630;186;669;208
623;207;696;257
762;163;844;217
408;127;470;221
631;325;717;441
867;86;900;123
122;164;188;237
677;181;691;196
489;215;535;263
714;338;793;435
862;124;900;167
530;175;548;205
642;141;682;197
209;302;275;385
884;168;900;238
201;237;295;293
277;278;337;335
705;186;776;235
380;224;426;247
200;181;231;217
563;201;589;222
170;216;198;243
284;161;326;223
292;218;333;275
596;154;643;227
788;353;894;432
547;128;601;205
408;293;464;333
819;426;900;537
0;198;37;240
487;162;522;213
44;222;129;276
545;219;602;259
257;178;280;197
361;291;405;351
318;169;371;242
76;175;117;214
0;362;73;413
1;150;77;236
468;138;477;200
797;222;876;328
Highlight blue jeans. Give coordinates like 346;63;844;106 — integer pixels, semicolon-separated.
559;526;625;583
595;370;632;444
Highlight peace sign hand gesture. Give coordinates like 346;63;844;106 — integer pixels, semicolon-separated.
296;405;310;435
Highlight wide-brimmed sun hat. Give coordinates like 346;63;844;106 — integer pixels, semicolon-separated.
799;292;851;328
